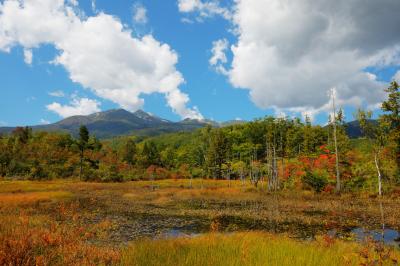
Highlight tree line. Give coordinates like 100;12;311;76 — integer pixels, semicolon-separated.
0;82;399;194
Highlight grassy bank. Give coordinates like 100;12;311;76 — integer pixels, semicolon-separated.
121;232;399;266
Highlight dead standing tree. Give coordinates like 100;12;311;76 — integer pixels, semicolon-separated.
266;120;280;191
331;88;341;193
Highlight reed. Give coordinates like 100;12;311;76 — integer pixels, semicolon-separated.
120;232;400;266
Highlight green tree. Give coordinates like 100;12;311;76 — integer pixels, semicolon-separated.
302;115;313;154
206;129;229;179
381;81;400;178
77;125;89;180
141;141;159;168
357;109;390;195
123;139;137;167
286;118;304;158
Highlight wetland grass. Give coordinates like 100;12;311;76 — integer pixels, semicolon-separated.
0;179;399;265
120;232;400;266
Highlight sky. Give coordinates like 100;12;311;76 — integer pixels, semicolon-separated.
0;0;400;126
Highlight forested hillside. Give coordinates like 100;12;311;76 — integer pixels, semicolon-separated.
0;81;399;194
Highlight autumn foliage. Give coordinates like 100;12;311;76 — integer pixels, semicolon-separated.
0;199;120;266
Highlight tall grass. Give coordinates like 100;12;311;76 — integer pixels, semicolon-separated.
120;232;400;266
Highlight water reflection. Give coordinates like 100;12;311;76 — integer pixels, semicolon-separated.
161;228;200;239
351;228;400;247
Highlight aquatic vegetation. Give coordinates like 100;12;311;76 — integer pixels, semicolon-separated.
121;232;400;266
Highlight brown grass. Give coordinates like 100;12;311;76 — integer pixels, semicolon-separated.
0;179;399;265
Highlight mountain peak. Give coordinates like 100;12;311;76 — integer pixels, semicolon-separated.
133;109;152;119
180;118;219;126
0;108;212;138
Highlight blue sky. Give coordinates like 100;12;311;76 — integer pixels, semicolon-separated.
0;0;399;126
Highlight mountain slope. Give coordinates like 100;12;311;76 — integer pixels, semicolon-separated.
0;109;210;138
344;119;377;138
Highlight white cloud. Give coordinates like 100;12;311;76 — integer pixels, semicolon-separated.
39;118;50;125
48;90;65;97
132;3;147;24
165;89;203;119
209;38;229;74
178;0;232;21
226;0;400;116
0;0;202;119
46;97;101;118
0;121;7;126
23;48;32;64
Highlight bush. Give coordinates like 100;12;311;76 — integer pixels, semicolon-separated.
301;171;328;193
102;165;123;182
190;167;205;178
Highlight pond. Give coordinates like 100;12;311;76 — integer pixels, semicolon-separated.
350;228;400;247
160;226;400;247
105;212;400;248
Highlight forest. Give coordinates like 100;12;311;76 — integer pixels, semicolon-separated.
1;81;400;194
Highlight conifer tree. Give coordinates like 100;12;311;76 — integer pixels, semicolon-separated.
78;125;89;180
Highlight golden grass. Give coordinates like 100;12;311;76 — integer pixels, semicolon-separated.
0;179;399;265
0;180;73;193
0;191;72;206
120;232;400;266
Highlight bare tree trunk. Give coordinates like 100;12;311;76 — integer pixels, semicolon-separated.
327;121;331;147
379;201;385;244
374;150;382;197
267;143;272;191
331;88;341;193
273;146;278;191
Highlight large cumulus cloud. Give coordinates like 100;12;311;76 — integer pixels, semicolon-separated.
0;0;203;119
228;0;400;115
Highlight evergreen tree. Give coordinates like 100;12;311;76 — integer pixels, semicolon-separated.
141;141;159;168
285;118;304;157
206;129;229;179
77;125;89;180
123;139;137;167
303;115;313;154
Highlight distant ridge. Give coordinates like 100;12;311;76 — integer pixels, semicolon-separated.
0;109;371;138
344;119;377;138
0;109;214;138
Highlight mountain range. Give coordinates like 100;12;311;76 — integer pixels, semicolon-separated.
0;109;367;139
0;109;224;138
